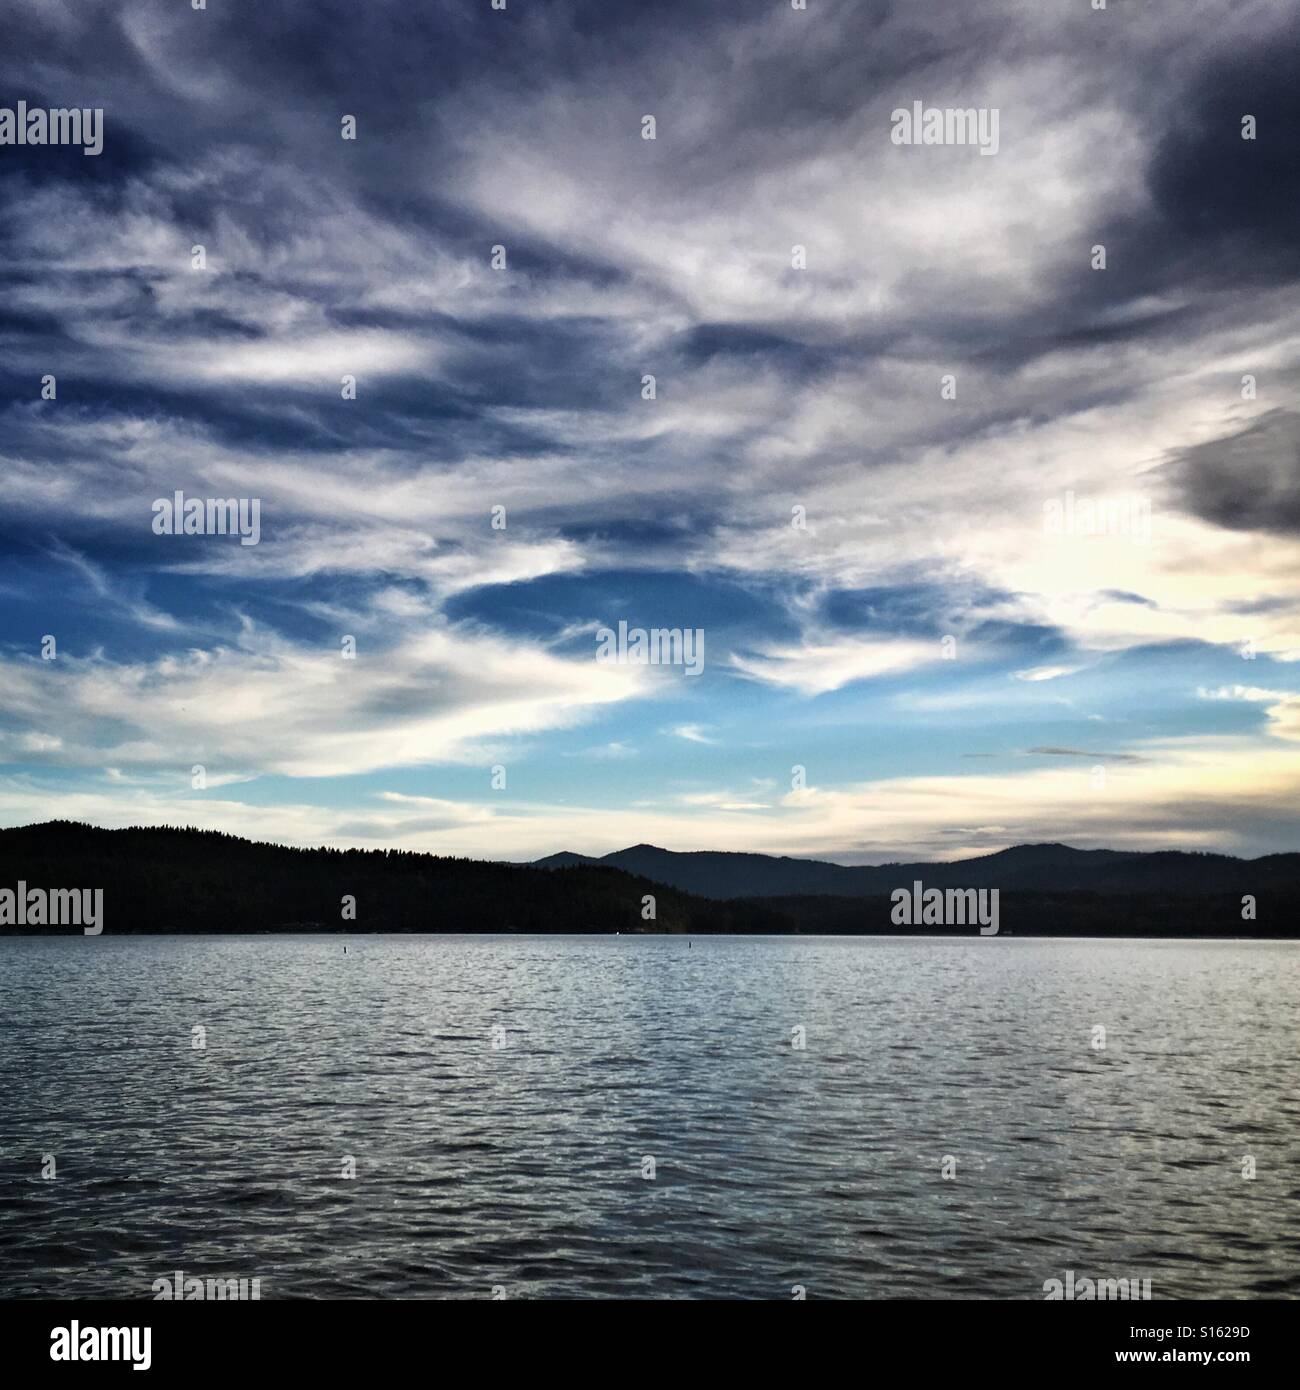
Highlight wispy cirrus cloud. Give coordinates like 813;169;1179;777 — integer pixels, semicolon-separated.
1;0;1299;857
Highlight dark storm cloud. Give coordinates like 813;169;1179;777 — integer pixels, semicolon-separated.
943;18;1300;392
1146;18;1300;281
1028;748;1146;764
1168;410;1300;537
1021;12;1300;377
1095;590;1158;609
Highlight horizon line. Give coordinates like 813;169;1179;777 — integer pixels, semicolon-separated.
0;818;1290;868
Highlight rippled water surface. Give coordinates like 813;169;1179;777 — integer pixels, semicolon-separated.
1;935;1297;1299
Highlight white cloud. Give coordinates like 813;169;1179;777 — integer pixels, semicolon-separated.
671;724;714;744
731;636;943;696
0;624;653;779
4;732;1298;860
1014;665;1083;683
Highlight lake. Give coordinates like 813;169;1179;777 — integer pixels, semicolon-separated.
1;935;1296;1299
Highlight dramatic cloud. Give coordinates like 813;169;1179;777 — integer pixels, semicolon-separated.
1169;411;1300;536
1;0;1298;857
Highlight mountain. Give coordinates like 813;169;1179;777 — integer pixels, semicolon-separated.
535;842;1300;899
532;851;601;869
0;822;783;935
3;822;1296;938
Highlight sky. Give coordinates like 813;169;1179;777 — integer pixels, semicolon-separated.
1;0;1299;863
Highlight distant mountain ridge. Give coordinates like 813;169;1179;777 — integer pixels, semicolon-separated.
0;821;780;935
534;842;1300;899
2;822;1296;937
